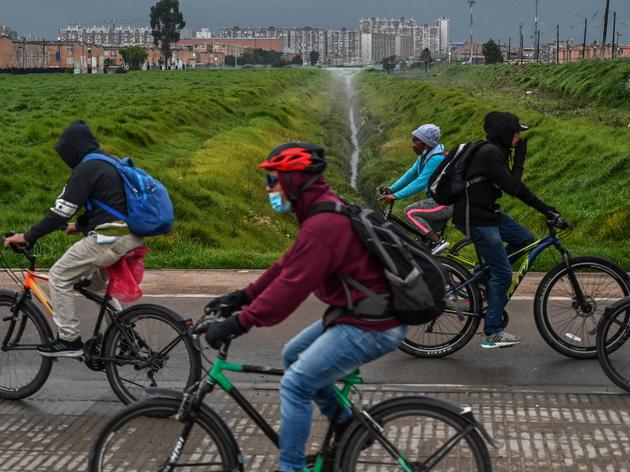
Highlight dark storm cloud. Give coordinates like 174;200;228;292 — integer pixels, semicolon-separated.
2;0;628;44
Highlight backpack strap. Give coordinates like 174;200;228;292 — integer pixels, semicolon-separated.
81;153;127;221
306;202;395;324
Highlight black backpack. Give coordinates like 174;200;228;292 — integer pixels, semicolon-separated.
307;202;446;325
428;140;488;205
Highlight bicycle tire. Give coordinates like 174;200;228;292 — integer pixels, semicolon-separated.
103;305;201;404
399;257;482;358
88;396;242;472
597;297;630;392
0;290;54;400
449;237;479;267
338;397;492;471
534;256;630;359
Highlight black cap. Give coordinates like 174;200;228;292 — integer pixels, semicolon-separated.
484;112;528;149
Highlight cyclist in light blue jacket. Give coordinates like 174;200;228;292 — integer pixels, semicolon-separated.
379;124;452;253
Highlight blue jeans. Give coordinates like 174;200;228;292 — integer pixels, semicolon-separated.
278;320;407;472
465;213;535;335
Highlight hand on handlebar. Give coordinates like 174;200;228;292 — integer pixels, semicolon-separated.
546;211;570;230
378;193;396;204
377;186;393;195
204;289;248;316
3;233;27;249
203;313;248;349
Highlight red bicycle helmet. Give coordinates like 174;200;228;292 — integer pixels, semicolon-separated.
259;142;326;174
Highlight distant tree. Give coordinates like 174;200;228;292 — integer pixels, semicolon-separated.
381;55;397;74
150;0;186;66
119;46;148;70
290;54;303;65
482;39;504;64
224;55;236;66
419;48;433;72
309;50;320;66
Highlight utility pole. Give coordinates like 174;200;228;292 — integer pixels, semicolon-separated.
468;0;476;64
610;11;617;59
534;0;539;61
556;24;560;63
601;0;610;59
582;17;587;59
519;21;524;63
508;37;511;62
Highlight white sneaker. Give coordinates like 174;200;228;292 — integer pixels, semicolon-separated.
431;239;450;255
481;331;521;349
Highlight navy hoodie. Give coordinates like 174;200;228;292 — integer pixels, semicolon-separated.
25;121;127;243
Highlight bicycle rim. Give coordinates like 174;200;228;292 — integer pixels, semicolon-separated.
105;309;200;403
536;259;630;357
0;296;53;399
340;404;491;471
400;258;481;358
597;303;630;392
90;398;238;472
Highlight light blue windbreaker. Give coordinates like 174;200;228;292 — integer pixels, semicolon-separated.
389;144;446;200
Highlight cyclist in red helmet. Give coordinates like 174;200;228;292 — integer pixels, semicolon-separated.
203;142;407;472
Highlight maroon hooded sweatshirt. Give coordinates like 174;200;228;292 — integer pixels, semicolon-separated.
238;172;401;331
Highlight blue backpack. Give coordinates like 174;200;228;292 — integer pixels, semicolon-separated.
82;153;174;236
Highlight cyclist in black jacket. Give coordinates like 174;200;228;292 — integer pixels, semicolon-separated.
452;111;561;349
4;120;144;357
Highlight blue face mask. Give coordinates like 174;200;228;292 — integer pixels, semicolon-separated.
268;192;292;213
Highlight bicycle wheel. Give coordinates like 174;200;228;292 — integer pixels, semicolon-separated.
534;256;630;359
449;237;479;269
0;290;54;399
339;397;492;471
399;257;482;358
89;396;241;472
104;305;201;404
597;297;630;392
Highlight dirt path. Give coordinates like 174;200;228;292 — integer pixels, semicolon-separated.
0;269;545;296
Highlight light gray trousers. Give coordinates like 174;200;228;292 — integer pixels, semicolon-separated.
48;233;144;341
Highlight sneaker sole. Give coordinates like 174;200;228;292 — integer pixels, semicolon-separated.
480;341;520;349
38;350;84;358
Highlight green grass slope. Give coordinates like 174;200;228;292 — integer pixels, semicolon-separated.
356;68;630;269
0;69;349;268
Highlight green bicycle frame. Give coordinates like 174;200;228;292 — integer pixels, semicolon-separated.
206;357;415;472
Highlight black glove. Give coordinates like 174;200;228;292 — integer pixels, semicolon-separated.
513;137;528;167
546;208;570;229
377;186;393;195
204;290;248;315
205;314;248;349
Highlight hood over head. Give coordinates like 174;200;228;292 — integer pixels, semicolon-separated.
483;111;528;151
55;120;100;168
278;171;335;224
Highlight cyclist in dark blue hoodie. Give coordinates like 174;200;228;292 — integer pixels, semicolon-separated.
4;120;144;357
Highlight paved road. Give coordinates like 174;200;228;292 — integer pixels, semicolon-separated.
1;293;629;471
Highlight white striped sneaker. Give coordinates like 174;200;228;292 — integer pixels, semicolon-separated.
481;331;521;349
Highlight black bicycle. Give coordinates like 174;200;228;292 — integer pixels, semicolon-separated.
400;216;630;359
89;312;501;471
0;240;201;403
596;296;630;392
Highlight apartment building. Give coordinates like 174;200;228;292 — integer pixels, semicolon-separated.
58;25;152;46
0;25;18;40
0;38;105;70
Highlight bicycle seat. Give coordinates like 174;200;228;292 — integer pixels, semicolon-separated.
74;278;92;290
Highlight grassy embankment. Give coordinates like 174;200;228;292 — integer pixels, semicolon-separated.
355;62;630;269
0;69;353;268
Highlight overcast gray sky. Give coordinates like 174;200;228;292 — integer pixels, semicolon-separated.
1;0;628;45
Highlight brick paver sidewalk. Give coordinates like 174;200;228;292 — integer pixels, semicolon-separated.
1;385;629;471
